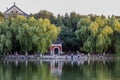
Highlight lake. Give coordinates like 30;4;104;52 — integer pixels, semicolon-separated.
0;58;120;80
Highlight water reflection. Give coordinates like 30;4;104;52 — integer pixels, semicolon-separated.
0;58;120;80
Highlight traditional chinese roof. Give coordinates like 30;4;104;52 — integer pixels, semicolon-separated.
53;37;63;44
4;2;29;17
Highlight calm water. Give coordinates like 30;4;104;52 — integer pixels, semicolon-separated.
0;58;120;80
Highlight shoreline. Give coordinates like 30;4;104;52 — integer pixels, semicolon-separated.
1;54;113;62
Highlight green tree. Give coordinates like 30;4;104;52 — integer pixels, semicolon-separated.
34;10;56;24
0;20;12;54
0;15;60;55
63;13;72;28
0;12;4;23
76;16;114;54
70;12;80;31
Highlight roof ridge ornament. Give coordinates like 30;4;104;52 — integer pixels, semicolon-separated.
14;2;15;6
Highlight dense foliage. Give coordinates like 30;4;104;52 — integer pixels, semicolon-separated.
0;16;60;54
33;11;120;54
1;10;120;54
75;16;120;54
33;11;82;52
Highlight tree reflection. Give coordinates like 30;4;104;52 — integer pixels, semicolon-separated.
0;59;120;80
0;61;57;80
62;59;120;80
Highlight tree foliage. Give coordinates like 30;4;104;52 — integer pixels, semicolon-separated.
1;9;120;54
76;16;120;54
0;12;4;23
0;15;60;54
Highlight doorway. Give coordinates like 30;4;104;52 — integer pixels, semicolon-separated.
54;48;59;55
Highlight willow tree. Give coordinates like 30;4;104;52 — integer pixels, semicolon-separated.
75;17;94;53
108;17;120;54
32;18;61;53
0;15;60;55
0;20;12;54
113;19;120;54
75;16;113;54
75;17;91;45
14;16;60;54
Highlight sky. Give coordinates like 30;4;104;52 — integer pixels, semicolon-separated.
0;0;120;16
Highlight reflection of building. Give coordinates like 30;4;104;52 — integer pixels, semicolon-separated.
50;37;62;55
50;60;63;77
4;2;29;18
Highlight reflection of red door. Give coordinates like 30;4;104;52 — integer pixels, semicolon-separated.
50;61;63;76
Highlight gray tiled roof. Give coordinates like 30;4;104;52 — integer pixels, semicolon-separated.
4;3;29;17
